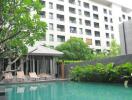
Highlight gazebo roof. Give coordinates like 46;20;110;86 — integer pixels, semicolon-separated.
28;45;63;56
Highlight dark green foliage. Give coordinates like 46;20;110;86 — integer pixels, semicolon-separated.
0;0;47;58
70;62;132;83
56;37;93;60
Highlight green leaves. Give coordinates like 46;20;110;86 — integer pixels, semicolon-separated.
70;62;132;83
56;37;93;60
0;0;47;58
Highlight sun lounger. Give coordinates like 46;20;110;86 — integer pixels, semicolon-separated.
29;72;40;81
39;73;54;80
4;72;13;82
17;71;26;81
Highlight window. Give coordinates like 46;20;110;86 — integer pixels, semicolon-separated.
104;16;108;22
103;9;107;14
57;14;64;21
109;10;112;15
69;7;76;14
57;4;64;11
69;18;75;24
39;11;46;18
85;29;91;35
106;41;110;47
122;14;125;19
119;17;122;22
111;34;114;39
106;33;109;38
96;49;101;53
78;9;82;15
79;18;82;25
110;18;113;23
57;24;65;32
111;26;114;31
69;17;76;24
69;0;75;5
128;16;131;20
49;34;54;41
94;22;99;28
95;40;101;46
85;20;91;26
49;23;54;30
78;0;81;6
83;2;89;8
49;13;53;19
105;25;109;30
40;0;45;6
93;14;99;20
93;5;98;11
84;11;90;17
70;26;77;33
57;35;65;42
86;38;92;45
95;31;100;37
49;2;53;9
79;28;83;34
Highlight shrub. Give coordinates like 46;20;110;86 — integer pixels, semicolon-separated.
70;62;132;83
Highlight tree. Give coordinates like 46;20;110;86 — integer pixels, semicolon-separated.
0;0;47;71
110;39;121;56
56;37;93;60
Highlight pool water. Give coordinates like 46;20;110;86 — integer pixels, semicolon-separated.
1;81;132;100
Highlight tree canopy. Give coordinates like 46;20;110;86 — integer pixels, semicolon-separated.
0;0;47;59
0;0;47;72
56;37;93;60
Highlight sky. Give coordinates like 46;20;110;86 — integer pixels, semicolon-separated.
108;0;132;9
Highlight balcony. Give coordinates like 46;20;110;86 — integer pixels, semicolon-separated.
69;17;76;24
85;20;91;26
39;11;46;18
83;2;89;9
57;14;64;22
70;26;77;33
69;7;76;14
84;11;90;17
57;4;64;11
69;0;75;5
57;35;65;42
57;24;65;32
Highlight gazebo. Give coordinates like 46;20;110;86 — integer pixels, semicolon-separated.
22;45;63;78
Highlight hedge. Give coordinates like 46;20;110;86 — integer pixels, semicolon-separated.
70;62;132;83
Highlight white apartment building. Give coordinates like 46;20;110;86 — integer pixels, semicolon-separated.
39;0;132;52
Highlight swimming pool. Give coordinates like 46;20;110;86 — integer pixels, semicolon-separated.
1;81;132;100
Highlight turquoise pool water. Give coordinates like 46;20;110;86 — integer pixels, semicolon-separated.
1;81;132;100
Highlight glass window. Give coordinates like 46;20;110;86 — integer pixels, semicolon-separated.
85;29;91;35
93;5;98;11
49;13;53;19
49;23;54;30
57;35;65;42
49;2;53;9
49;34;54;41
95;40;101;46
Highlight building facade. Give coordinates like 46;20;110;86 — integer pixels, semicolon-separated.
39;0;132;52
119;21;132;55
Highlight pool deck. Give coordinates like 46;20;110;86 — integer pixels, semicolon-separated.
0;78;70;86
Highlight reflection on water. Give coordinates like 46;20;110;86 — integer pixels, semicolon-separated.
2;82;132;100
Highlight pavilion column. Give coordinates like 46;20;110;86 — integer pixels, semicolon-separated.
26;56;29;75
33;56;35;72
61;60;64;79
